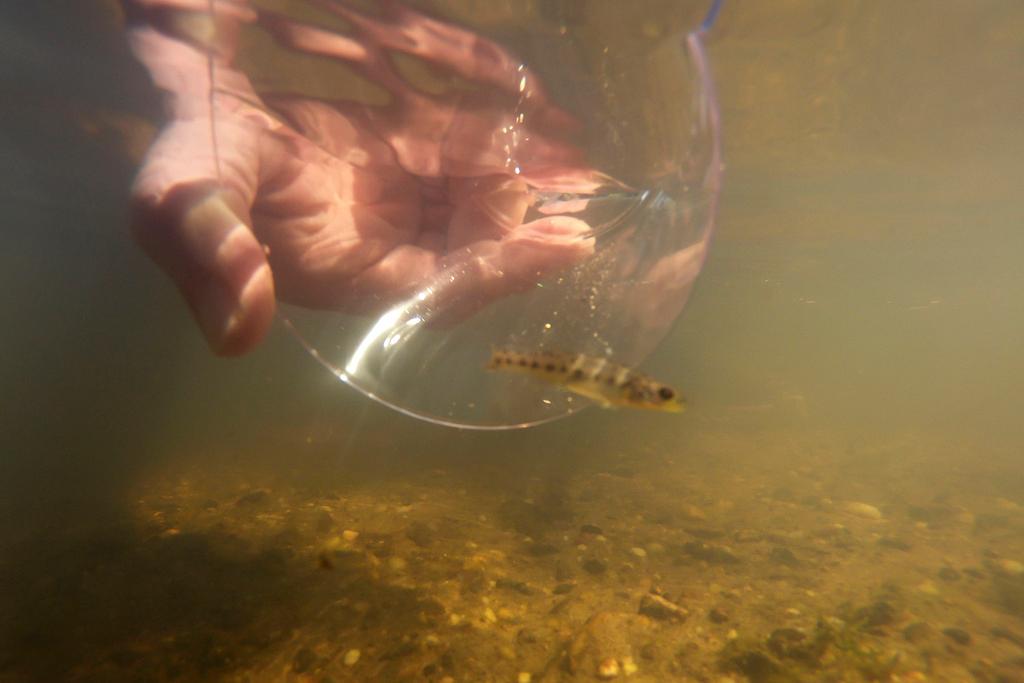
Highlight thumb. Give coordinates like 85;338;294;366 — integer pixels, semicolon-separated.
131;182;276;356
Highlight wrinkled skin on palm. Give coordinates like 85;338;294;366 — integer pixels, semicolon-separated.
125;0;613;354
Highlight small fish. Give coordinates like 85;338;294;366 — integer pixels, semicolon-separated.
486;349;685;413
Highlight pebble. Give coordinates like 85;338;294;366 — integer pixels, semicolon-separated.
994;558;1024;576
630;547;647;559
496;578;533;595
583;559;608;575
237;489;271;506
769;546;799;567
621;656;638;675
942;627;971;646
917;580;940;596
682;542;740;565
342;529;359;542
343;649;360;666
406;522;435;547
843;501;883;520
292;648;317;673
639;593;688;622
483;607;498;623
597;658;620;679
903;622;933;644
315;511;334;532
708;608;729;623
518;673;531;683
878;537;911;551
683;504;707;520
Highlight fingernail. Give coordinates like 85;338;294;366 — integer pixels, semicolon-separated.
193;278;241;353
202;262;274;355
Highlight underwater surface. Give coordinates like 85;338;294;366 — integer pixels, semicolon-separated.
2;1;1024;681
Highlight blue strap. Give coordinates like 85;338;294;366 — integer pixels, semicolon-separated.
700;0;724;32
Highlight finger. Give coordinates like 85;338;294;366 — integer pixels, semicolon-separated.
132;183;276;355
447;175;531;249
350;215;593;325
425;216;595;326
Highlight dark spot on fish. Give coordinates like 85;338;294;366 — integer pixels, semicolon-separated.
606;376;616;386
519;359;527;366
571;369;584;380
531;361;539;369
545;363;555;372
658;387;675;400
559;365;567;372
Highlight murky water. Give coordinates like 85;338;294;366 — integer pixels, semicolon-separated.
2;2;1024;682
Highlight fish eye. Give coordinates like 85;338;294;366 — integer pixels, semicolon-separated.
658;387;675;401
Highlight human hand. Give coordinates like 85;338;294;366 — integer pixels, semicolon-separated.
126;0;610;355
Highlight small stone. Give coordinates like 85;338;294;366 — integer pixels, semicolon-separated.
630;547;647;559
937;567;961;581
878;537;912;551
733;529;763;543
994;558;1024;577
767;628;808;659
527;542;559;556
856;600;896;628
237;489;270;506
728;651;780;681
315;511;335;532
903;622;933;644
843;501;883;519
769;546;799;567
406;522;435;547
580;524;604;535
682;504;706;520
681;542;740;565
483;607;498;623
496;578;533;595
688;527;725;540
583;558;608;575
343;649;360;666
388;556;407;571
991;626;1024;648
708;608;729;623
597;657;620;679
553;582;575;595
342;529;359;542
621;656;638;675
917;580;940;596
518;673;532;683
942;627;971;646
292;648;317;673
638;593;688;622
